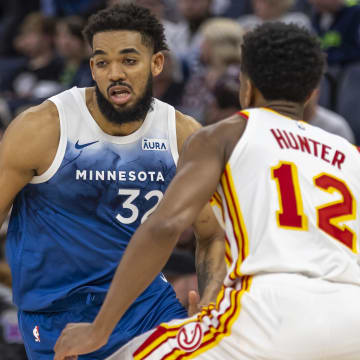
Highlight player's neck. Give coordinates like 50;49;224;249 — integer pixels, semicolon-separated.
86;87;145;136
260;101;304;120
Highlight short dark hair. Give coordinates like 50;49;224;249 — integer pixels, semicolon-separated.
241;22;325;103
83;3;168;53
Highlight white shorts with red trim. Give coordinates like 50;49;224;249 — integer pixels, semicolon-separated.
107;274;360;360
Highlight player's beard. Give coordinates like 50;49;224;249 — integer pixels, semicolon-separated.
95;73;154;125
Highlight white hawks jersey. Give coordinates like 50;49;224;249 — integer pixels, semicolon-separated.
211;107;360;287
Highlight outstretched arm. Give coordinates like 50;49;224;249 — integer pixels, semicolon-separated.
54;125;226;359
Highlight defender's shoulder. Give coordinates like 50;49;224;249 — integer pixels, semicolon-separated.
195;112;248;162
1;100;60;171
175;110;202;150
11;100;59;135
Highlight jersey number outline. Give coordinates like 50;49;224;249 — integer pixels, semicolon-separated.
271;161;356;252
116;189;163;224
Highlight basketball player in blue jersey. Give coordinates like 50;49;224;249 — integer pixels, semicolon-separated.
0;4;226;359
55;23;360;360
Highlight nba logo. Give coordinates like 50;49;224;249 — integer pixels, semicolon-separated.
33;325;40;342
297;121;306;130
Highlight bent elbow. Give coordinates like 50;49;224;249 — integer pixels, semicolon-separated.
146;216;183;246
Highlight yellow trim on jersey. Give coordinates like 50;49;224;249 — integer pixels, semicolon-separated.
134;278;252;360
240;110;250;118
133;303;217;360
271;161;308;231
210;191;223;209
210;192;221;207
261;107;293;120
224;237;232;268
220;164;249;280
166;277;253;360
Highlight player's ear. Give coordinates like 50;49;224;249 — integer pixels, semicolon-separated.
305;87;319;106
151;51;164;77
243;78;253;108
89;57;96;81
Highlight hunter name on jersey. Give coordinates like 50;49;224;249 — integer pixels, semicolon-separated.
270;128;346;169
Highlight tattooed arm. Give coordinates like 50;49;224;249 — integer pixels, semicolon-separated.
192;205;226;310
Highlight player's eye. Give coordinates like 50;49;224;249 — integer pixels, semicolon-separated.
96;61;107;68
124;58;137;65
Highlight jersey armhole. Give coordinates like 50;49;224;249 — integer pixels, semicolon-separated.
30;99;67;184
237;110;249;120
227;110;252;166
168;105;179;164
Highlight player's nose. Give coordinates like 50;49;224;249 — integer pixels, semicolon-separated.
108;62;126;82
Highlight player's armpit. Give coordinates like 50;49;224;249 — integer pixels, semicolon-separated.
175;110;201;152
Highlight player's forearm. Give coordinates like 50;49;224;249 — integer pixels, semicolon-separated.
93;216;181;340
196;237;226;305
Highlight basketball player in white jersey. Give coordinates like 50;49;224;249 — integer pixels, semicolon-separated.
54;22;360;360
0;4;226;360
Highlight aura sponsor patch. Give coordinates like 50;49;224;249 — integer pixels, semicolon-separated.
142;138;168;151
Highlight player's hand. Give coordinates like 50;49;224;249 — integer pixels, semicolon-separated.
54;322;107;360
187;290;201;316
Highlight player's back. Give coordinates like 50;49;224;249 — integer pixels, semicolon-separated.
215;108;360;287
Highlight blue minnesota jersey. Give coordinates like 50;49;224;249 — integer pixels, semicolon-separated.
7;87;180;313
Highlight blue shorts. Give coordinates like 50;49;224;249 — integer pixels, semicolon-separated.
18;291;187;359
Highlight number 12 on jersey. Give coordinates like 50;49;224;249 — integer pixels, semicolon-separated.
271;161;357;252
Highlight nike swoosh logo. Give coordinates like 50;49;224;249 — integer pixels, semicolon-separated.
75;140;99;150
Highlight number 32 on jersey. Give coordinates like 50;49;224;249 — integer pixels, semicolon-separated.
271;161;356;252
116;189;163;225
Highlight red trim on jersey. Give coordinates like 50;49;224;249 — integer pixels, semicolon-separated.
133;326;168;357
237;111;249;120
356;146;360;153
175;279;250;359
224;169;246;266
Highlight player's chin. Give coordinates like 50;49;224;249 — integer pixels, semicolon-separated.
113;100;135;111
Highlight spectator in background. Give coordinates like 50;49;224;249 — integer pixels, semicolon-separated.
0;0;40;56
3;12;63;115
200;18;244;88
41;0;105;18
304;86;355;142
238;0;312;31
55;16;93;90
219;0;254;18
179;18;244;123
108;0;187;65
205;65;241;125
310;0;360;66
152;51;187;107
174;0;214;61
293;0;313;16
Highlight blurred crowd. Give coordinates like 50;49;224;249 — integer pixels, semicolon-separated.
1;0;360;357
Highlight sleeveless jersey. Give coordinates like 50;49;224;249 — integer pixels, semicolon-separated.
7;87;179;311
211;108;360;287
